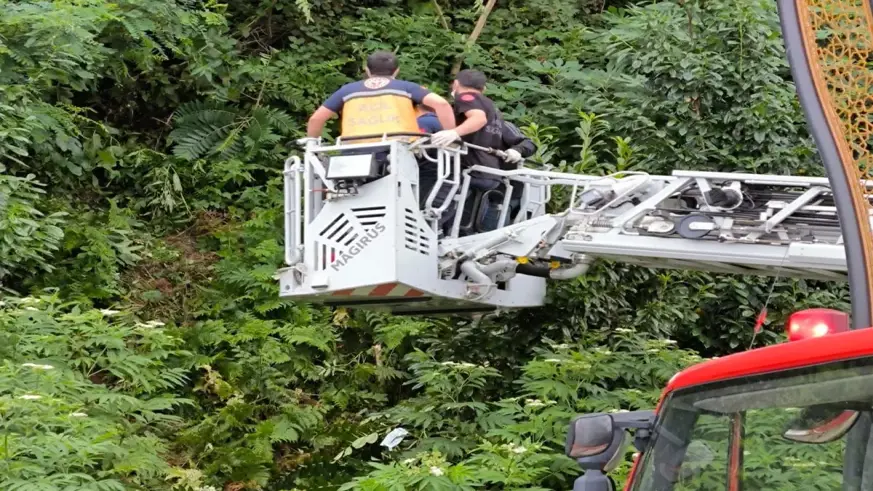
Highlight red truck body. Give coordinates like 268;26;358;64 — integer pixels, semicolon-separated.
567;310;873;491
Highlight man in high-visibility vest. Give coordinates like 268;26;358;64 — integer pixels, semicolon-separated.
306;51;455;141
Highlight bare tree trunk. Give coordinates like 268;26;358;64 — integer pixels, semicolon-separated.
432;0;450;31
450;0;498;77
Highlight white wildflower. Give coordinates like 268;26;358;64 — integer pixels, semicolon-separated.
525;399;545;407
402;458;417;465
615;328;634;333
458;362;476;369
197;487;219;491
70;412;88;418
554;344;570;350
98;309;120;316
647;349;659;353
17;394;41;400
0;301;6;307
21;363;54;371
19;297;40;304
440;361;457;366
661;339;677;345
502;443;527;454
544;358;562;363
24;307;38;312
429;466;444;476
135;320;166;329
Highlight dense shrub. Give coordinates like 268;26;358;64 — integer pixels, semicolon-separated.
0;0;849;489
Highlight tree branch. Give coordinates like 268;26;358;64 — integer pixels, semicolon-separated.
432;0;450;31
451;0;498;77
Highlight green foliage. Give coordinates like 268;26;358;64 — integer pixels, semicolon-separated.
34;203;145;302
0;0;855;489
0;295;190;490
0;0;233;182
651;408;844;491
0;176;65;282
342;331;701;490
169;102;294;162
583;0;819;176
0;86;86;173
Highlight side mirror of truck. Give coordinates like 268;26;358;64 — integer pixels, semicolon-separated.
566;411;655;491
566;414;617;459
566;414;629;470
783;405;859;443
565;414;627;491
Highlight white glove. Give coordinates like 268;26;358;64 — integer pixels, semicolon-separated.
504;148;523;164
296;137;321;149
430;129;460;147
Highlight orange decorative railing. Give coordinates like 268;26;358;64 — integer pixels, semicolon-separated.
778;0;873;329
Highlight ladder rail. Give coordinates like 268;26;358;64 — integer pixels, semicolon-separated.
423;148;463;223
284;156;303;265
443;168;856;293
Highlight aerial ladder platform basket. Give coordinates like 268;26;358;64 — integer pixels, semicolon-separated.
277;134;861;315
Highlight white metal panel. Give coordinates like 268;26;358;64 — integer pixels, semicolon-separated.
282;141;859;314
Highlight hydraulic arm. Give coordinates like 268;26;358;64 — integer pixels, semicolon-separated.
278;138;857;315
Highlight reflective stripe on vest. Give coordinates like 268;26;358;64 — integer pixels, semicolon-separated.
340;90;419;141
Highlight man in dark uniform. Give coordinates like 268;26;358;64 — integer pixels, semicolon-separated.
431;69;504;193
482;119;537;229
432;70;539;233
501;120;536;169
429;70;503;235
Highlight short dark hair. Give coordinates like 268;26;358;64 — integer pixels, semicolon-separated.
456;69;487;90
366;51;399;76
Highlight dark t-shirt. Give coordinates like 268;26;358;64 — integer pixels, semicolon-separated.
453;91;504;170
323;78;430;115
417;113;442;134
417;113;442;163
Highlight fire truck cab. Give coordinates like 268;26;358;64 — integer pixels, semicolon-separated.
566;309;873;491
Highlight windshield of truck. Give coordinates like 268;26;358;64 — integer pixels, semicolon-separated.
631;357;873;490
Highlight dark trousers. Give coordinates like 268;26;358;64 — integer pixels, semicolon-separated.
479;182;523;230
455;177;500;236
419;165;502;236
419;163;455;235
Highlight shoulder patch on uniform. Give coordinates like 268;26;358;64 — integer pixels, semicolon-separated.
460;93;475;102
364;77;391;89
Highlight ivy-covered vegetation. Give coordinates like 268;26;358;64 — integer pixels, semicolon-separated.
0;0;849;489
